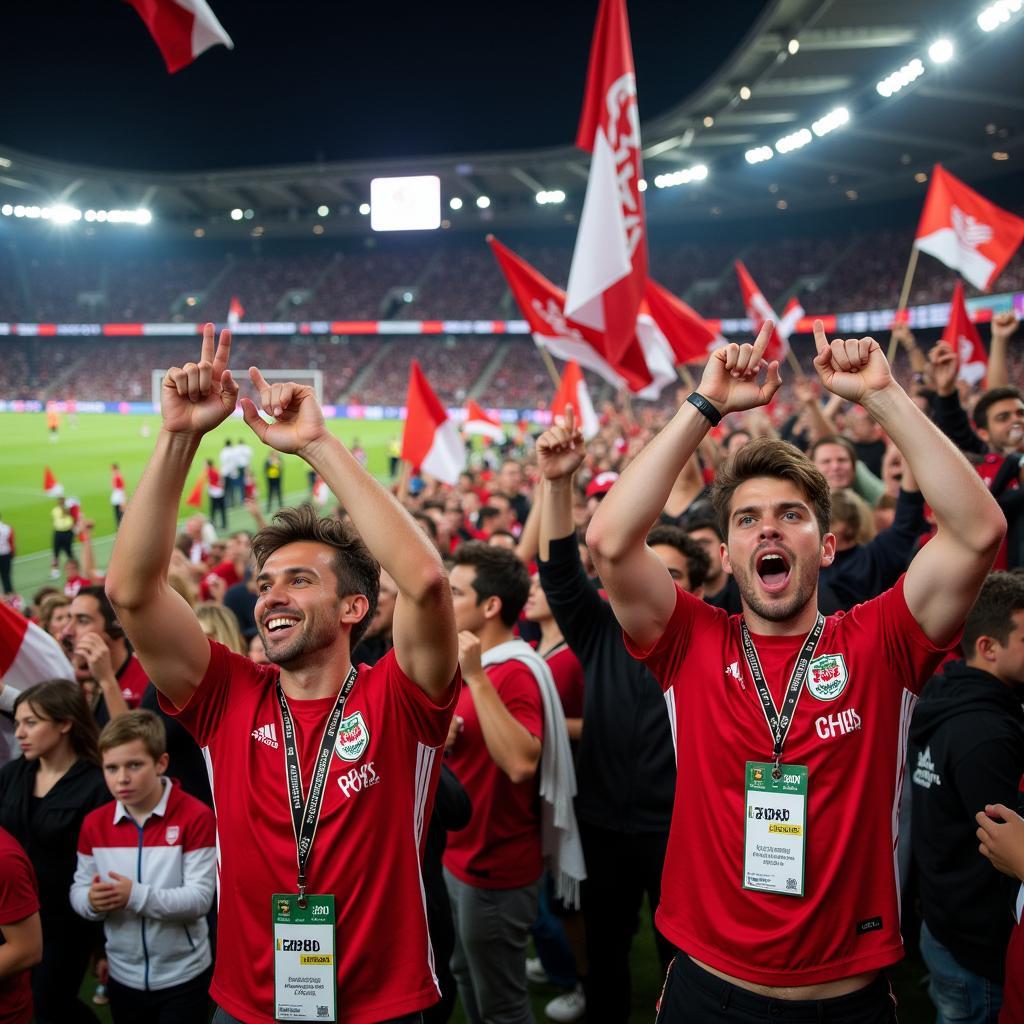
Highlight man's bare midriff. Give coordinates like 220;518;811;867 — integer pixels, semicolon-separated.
690;958;879;1000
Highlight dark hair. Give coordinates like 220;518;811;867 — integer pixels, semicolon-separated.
808;435;858;465
15;680;100;765
251;504;380;649
477;507;502;526
712;437;832;539
685;514;723;543
451;541;531;627
99;709;167;760
412;512;438;542
963;572;1024;654
76;585;124;639
646;525;711;591
973;387;1023;432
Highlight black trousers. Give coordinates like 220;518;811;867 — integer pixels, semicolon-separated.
108;967;212;1024
266;477;283;511
0;552;12;593
209;495;227;529
52;529;74;561
578;820;675;1023
31;917;100;1024
656;956;899;1024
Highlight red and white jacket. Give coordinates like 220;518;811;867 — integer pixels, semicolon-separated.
71;779;217;991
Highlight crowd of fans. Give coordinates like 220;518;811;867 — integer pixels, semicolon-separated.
2;308;1024;1024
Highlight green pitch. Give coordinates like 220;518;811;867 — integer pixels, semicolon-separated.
1;412;403;603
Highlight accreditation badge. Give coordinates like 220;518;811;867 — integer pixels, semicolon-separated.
273;894;337;1021
742;762;808;897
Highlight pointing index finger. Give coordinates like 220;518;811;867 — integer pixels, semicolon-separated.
751;320;774;362
249;366;269;392
212;328;232;375
200;323;215;365
812;319;830;356
565;403;575;436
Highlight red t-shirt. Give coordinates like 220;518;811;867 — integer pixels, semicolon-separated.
200;560;241;601
625;577;952;987
542;643;584;720
0;827;39;1024
117;654;148;708
443;660;544;890
158;641;459;1024
64;575;93;598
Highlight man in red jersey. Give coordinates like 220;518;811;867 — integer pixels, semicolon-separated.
587;320;1005;1021
105;324;459;1024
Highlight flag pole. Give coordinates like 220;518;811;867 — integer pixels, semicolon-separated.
887;246;919;362
676;363;697;390
537;345;562;389
784;347;807;380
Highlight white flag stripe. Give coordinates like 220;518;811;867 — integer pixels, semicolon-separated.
420;418;466;486
179;0;234;56
916;229;996;292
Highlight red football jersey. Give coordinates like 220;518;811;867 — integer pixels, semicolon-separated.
543;643;584;720
625;577;952;986
443;660;543;890
159;641;459;1024
0;827;39;1024
117;654;148;708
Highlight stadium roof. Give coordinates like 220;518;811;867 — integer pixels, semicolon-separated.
1;0;1021;239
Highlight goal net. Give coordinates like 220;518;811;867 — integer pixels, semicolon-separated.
151;368;324;409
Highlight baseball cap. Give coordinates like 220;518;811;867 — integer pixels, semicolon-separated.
585;472;619;499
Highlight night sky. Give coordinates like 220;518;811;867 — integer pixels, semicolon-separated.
2;0;770;171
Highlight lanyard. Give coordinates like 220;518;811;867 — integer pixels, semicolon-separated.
739;613;824;779
276;667;357;907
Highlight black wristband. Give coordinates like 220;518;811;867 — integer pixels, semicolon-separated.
686;392;723;427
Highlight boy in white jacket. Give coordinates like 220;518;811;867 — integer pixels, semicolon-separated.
71;710;216;1022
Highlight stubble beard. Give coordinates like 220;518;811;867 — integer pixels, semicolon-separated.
732;559;818;624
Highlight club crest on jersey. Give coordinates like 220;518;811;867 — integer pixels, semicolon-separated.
165;826;180;846
335;711;370;762
806;654;849;701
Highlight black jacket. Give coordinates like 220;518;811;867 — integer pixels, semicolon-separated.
820;489;927;611
0;756;109;925
909;661;1024;981
538;534;675;833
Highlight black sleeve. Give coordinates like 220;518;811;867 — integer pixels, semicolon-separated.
861;488;927;583
433;764;472;832
930;392;987;456
538;534;614;662
952;737;1023;828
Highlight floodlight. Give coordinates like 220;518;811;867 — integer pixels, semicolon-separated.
370;176;441;231
876;58;924;97
51;204;81;224
745;146;774;164
230;208;243;221
703;115;714;127
787;38;800;55
739;85;752;100
0;204;11;216
85;210;96;222
638;179;647;192
476;195;491;209
449;197;463;210
928;39;954;64
13;206;25;217
776;128;812;154
317;205;329;217
811;107;850;138
976;0;1019;30
358;203;371;216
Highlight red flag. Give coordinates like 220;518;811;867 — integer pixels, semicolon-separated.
735;261;790;362
401;361;465;485
125;0;234;74
489;236;668;397
42;467;60;495
942;281;987;387
185;474;206;508
227;296;245;330
915;165;1024;291
643;279;724;364
564;0;647;365
552;361;600;440
463;400;506;443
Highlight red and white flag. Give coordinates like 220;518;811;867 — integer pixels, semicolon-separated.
401;361;465;485
462;400;506;444
643;279;725;364
489;236;672;399
43;466;61;496
125;0;234;74
735;261;802;362
564;0;647;366
915;165;1024;292
184;472;206;508
0;602;75;763
552;361;600;440
943;281;988;387
227;296;245;330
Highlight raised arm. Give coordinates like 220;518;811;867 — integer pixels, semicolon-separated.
240;369;456;699
987;310;1020;390
587;324;781;649
811;322;1005;646
105;326;239;708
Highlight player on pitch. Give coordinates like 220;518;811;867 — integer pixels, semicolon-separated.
585;320;1005;1022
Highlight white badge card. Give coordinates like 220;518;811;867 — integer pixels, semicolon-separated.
743;762;808;897
273;894;337;1021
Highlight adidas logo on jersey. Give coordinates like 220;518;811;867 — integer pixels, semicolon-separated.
252;723;280;750
912;746;942;789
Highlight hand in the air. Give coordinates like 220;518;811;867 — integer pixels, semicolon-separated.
161;324;238;436
812;320;893;404
927;341;959;398
992;310;1020;344
240;368;329;456
536;405;586;481
696;321;782;416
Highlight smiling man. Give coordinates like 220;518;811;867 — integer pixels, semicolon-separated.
587;321;1005;1022
105;325;460;1024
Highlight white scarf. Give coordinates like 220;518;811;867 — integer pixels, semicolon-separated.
482;639;587;907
